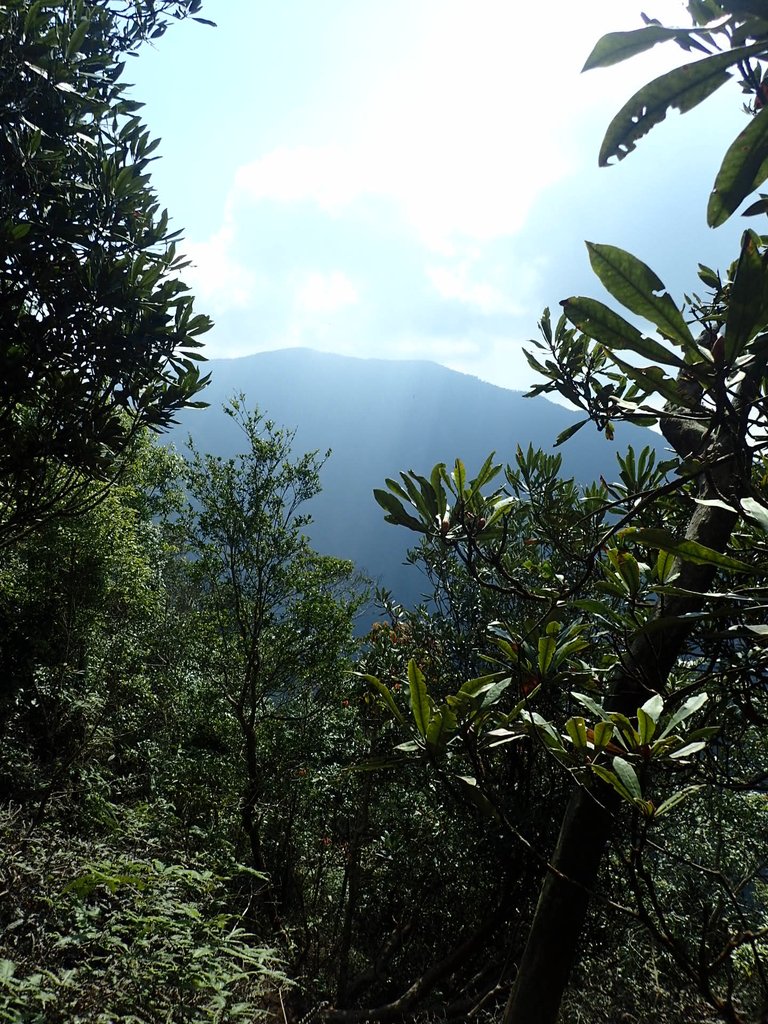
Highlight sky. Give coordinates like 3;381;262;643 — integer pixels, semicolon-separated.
127;0;750;393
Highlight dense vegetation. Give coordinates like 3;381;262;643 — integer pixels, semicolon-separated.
3;1;768;1023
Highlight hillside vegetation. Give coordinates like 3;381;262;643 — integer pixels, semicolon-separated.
3;3;768;1024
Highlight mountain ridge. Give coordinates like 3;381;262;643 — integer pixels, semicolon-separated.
169;348;665;608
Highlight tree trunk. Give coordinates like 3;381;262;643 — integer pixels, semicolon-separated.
503;401;747;1024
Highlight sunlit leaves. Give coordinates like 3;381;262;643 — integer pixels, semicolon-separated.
561;297;685;368
585;244;694;350
708;105;768;226
598;43;766;168
582;25;711;71
626;528;752;572
724;230;768;362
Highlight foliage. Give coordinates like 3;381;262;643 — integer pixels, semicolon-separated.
0;0;213;546
582;1;768;225
366;4;768;1022
0;805;286;1023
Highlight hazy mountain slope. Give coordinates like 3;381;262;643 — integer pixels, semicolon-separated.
169;348;665;608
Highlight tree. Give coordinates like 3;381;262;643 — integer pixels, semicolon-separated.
370;4;768;1022
505;6;768;1020
179;398;361;927
0;0;213;547
0;434;288;1023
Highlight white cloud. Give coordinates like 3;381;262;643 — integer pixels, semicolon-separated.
183;223;256;310
295;271;358;313
233;146;367;211
177;0;720;389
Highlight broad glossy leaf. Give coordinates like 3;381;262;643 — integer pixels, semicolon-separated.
637;707;658;744
583;26;709;71
724;230;768;360
523;711;566;752
359;674;406;726
640;693;664;723
572;691;611;721
457;670;508;698
66;18;90;57
592;720;615;750
708;105;768;226
426;707;457;752
656;549;676;584
608;712;641;748
454;775;500;821
591;764;636;802
554;419;589;447
586;243;693;347
669;739;707;759
452;458;467;496
561;298;685;367
654;785;703;817
631;528;752;572
373;489;426;533
613;755;642;800
741;496;768;532
599;44;766;167
606;352;686;407
407;660;431;738
538;634;556;675
565;716;588;750
659;692;708;739
430;462;448;514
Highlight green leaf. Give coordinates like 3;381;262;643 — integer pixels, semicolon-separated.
654;785;703;817
426;707;457;752
614;550;641;596
637;707;657;745
656;548;676;584
454;775;500;821
698;262;721;289
640;693;664;724
608;712;641;748
612;755;642;800
741;496;768;532
724;230;768;361
538;634;557;675
606;351;688;407
554;419;589;447
572;691;611;721
452;458;467;496
591;763;637;802
669;739;707;759
561;298;685;367
630;528;752;572
708;105;768;226
408;660;431;738
599;44;766;167
592;720;615;750
66;17;90;57
565;716;588;750
373;489;426;533
582;26;709;71
359;674;406;726
586;243;694;348
659;692;708;739
457;671;508;699
523;711;566;752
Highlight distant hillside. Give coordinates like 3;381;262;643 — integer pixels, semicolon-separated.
168;348;665;610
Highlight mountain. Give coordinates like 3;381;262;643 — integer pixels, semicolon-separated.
168;348;665;609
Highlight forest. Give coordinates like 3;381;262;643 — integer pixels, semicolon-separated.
3;1;768;1022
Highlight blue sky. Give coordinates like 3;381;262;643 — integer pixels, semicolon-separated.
128;0;748;392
